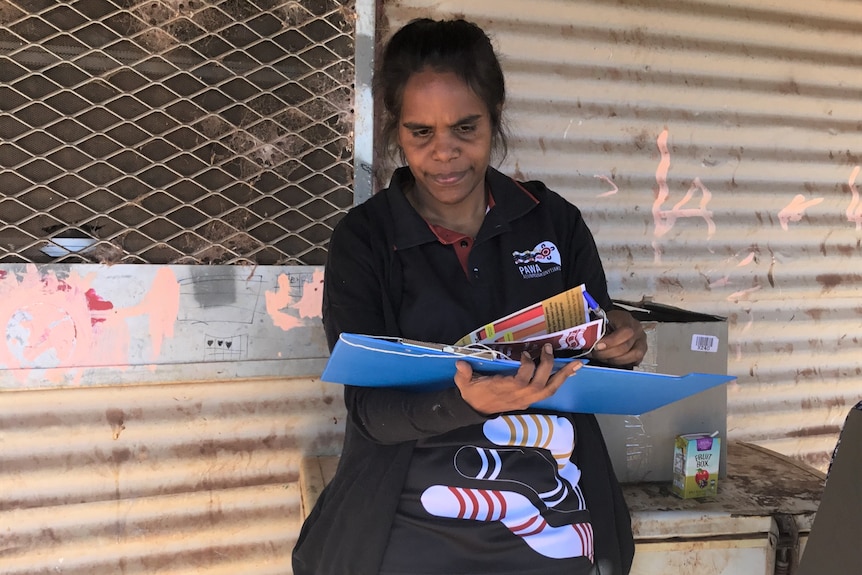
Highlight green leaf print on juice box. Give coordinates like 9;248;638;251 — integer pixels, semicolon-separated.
671;432;720;499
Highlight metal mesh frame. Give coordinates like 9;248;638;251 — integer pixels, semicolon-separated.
0;0;354;265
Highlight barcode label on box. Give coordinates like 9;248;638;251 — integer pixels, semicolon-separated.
691;334;719;352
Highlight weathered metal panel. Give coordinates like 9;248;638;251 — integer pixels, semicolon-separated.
0;264;327;389
381;0;862;470
0;376;347;574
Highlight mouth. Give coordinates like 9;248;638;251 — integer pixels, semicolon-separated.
430;171;468;186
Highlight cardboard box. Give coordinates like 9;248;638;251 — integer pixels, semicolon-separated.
596;300;729;483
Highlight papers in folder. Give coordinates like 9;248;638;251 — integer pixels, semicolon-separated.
320;333;736;415
455;283;605;359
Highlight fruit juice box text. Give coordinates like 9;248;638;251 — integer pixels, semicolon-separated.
671;433;720;499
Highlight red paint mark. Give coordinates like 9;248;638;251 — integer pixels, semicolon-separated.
85;288;114;325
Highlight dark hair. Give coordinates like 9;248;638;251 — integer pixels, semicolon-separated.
375;18;509;162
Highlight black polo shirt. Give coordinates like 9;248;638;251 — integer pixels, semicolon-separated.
383;166;612;346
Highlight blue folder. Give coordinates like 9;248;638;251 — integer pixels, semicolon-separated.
321;333;736;415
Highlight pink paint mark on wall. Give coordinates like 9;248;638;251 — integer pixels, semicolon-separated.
726;285;762;303
846;166;861;230
651;129;716;262
708;276;731;288
266;269;324;331
0;267;97;382
127;266;180;359
737;252;757;267
594;175;618;197
0;265;180;384
778;194;824;231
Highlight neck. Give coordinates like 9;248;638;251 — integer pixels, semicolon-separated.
407;184;487;238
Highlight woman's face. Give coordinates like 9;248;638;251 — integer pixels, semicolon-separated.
397;69;493;210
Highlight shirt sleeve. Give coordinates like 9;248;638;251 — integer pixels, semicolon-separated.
323;201;488;445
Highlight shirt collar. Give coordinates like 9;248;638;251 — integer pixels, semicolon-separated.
386;166;539;250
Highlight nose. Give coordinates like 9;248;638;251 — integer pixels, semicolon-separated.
431;131;459;161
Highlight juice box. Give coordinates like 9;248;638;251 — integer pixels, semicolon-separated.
671;432;720;499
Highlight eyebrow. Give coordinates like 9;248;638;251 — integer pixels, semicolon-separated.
402;114;484;130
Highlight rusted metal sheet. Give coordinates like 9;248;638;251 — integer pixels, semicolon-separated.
381;0;862;471
0;376;347;574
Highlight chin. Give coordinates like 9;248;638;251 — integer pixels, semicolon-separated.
430;188;474;204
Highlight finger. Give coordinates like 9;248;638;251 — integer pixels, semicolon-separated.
596;339;634;360
515;351;538;382
554;358;584;381
542;359;584;396
599;337;647;367
594;326;634;352
453;359;474;387
529;343;556;385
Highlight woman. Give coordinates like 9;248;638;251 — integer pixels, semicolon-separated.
293;17;647;575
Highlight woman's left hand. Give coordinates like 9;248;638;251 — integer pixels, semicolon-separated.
590;309;647;367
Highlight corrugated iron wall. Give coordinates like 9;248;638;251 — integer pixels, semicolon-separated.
382;0;862;471
0;376;346;574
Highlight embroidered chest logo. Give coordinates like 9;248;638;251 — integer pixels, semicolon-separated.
512;241;562;279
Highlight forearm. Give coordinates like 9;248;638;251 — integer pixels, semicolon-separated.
344;385;488;444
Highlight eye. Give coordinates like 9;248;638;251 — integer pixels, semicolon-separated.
410;128;432;138
455;123;477;134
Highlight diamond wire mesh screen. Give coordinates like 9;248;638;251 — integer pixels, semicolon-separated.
0;0;354;265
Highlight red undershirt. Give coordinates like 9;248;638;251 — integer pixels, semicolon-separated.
425;191;496;276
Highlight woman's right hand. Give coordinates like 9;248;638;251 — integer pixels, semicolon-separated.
453;343;584;416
